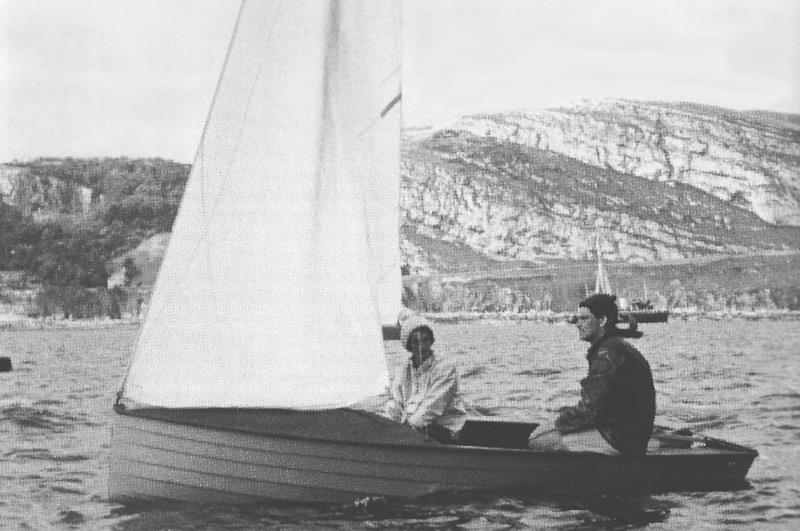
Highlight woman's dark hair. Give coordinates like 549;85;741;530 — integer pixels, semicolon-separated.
405;326;434;352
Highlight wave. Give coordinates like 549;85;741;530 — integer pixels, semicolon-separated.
57;510;85;526
50;485;85;495
514;368;562;377
4;447;91;462
461;366;487;378
757;392;800;401
674;412;738;431
0;404;84;432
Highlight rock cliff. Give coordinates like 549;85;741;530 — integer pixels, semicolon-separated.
400;129;800;273
0;163;94;219
455;99;800;226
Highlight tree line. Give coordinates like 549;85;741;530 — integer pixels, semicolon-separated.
1;158;189;289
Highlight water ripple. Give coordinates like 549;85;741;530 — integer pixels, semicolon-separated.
5;447;91;462
462;366;487;378
50;486;84;495
0;405;81;432
56;510;85;525
1;321;798;529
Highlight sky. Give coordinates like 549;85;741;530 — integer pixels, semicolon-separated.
1;0;798;163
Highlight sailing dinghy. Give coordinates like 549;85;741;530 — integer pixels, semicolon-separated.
109;0;755;504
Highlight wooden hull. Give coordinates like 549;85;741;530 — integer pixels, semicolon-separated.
109;408;756;504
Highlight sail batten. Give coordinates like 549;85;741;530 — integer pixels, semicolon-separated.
122;0;401;409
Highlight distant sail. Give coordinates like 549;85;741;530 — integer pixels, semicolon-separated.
121;0;401;409
594;234;613;295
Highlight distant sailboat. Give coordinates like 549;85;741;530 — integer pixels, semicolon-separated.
594;236;614;296
109;0;750;504
593;236;669;324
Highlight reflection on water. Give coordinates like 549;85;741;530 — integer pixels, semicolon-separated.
1;320;799;529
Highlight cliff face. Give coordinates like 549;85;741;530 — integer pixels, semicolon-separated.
0;164;94;219
455;100;800;226
400;129;800;272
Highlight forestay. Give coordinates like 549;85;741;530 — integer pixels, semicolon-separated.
121;0;402;408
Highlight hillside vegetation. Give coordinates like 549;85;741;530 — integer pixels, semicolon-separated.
0;158;188;287
0;158;188;318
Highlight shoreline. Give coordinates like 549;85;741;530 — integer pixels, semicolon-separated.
0;315;141;330
2;308;799;330
422;309;800;324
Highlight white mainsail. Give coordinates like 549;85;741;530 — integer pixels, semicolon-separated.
121;0;402;409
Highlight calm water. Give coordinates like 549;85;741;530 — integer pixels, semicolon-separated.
1;320;799;529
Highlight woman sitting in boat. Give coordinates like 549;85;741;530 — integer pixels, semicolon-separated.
528;293;656;455
385;315;467;444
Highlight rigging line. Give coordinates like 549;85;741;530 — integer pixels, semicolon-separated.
116;0;252;400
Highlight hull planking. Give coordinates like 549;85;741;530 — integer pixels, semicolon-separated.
109;408;756;504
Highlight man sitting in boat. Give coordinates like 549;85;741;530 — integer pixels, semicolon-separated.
385;315;467;444
528;293;656;455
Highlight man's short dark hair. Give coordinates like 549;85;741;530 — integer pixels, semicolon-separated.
579;293;619;327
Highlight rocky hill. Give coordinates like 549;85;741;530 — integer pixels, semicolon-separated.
400;129;799;274
455;99;800;226
2;101;799;317
397;100;799;312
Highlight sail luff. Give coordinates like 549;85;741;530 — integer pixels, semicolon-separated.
121;0;400;409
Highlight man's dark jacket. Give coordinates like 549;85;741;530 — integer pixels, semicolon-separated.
555;331;656;455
